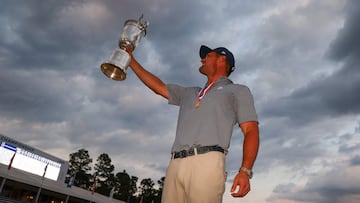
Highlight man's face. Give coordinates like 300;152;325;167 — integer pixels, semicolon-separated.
199;52;220;76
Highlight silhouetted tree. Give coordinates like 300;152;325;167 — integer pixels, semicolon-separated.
153;176;165;203
93;153;115;196
139;178;155;203
113;170;131;201
65;149;92;189
128;176;138;202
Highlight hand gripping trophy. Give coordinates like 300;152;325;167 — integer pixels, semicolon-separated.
101;15;149;81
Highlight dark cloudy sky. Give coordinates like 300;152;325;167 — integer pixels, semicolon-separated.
1;0;360;202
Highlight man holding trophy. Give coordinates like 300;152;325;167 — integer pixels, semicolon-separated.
101;16;260;203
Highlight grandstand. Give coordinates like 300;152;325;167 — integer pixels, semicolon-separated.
0;134;124;203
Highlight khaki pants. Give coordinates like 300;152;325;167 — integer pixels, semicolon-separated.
161;151;226;203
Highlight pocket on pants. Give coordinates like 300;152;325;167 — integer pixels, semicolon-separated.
189;152;227;202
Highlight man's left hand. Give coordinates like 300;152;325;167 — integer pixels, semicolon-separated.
230;172;250;197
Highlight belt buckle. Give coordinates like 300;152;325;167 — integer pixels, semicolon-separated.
180;150;187;158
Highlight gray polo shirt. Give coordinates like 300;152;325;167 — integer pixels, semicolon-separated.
167;77;258;153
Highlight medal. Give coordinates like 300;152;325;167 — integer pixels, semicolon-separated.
195;81;216;108
195;100;201;108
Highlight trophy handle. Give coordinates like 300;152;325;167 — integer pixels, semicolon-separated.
138;14;149;30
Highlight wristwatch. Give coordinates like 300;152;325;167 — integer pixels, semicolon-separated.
239;167;253;179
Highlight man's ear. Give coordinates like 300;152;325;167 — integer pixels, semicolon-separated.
220;55;227;62
218;55;227;66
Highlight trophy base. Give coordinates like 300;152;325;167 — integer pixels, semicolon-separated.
101;63;127;81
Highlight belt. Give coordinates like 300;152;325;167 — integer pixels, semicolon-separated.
171;145;225;159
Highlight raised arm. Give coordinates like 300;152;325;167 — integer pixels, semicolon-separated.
126;49;169;99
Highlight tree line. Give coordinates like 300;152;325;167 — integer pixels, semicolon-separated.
65;148;164;203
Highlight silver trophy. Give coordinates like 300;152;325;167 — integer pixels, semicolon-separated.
101;15;149;81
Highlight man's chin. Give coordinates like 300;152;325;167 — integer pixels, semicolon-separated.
199;66;206;75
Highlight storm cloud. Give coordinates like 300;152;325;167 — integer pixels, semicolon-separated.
1;1;359;202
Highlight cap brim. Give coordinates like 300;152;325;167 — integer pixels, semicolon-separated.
199;45;212;59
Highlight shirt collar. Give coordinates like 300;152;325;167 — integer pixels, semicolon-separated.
214;76;233;86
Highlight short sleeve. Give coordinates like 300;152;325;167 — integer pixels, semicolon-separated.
167;84;186;106
234;85;258;124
